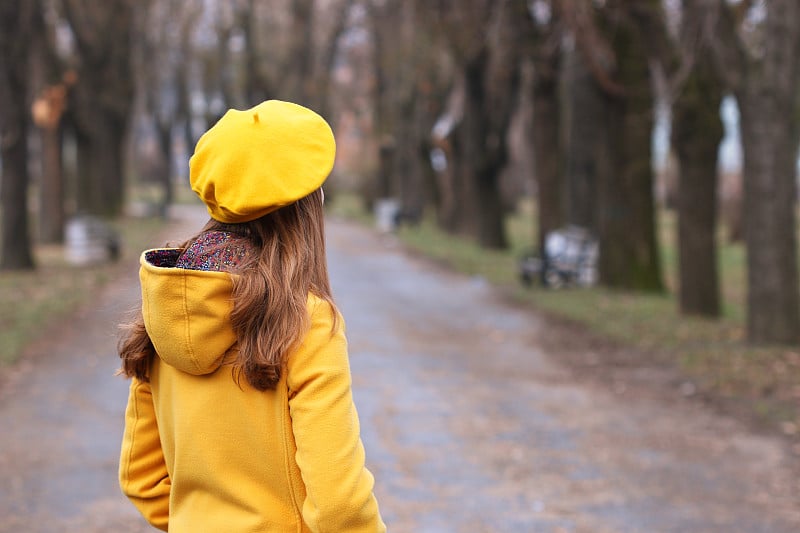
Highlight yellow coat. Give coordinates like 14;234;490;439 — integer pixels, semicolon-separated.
119;249;385;532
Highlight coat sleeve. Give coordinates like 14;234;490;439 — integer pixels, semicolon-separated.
119;378;171;531
287;301;386;533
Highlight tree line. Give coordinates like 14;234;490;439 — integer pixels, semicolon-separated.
0;0;798;346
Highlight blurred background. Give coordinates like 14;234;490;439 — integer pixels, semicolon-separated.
1;1;799;436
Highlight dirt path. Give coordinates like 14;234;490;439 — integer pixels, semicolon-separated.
1;205;798;532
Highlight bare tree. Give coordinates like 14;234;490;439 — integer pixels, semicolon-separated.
30;2;69;244
523;0;565;252
366;0;451;220
62;0;135;217
562;44;601;234
285;0;315;105
705;0;800;343
238;0;351;114
0;1;37;270
239;0;277;105
667;1;725;317
628;0;726;313
32;81;70;243
310;0;354;118
133;0;204;217
562;0;664;291
367;0;404;202
426;0;526;248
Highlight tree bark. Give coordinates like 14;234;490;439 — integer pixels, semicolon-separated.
595;4;663;291
63;0;134;217
433;144;458;232
671;41;724;316
457;48;508;247
395;93;426;220
286;0;315;106
706;0;800;343
673;70;723;316
241;0;271;104
562;34;603;234
0;1;36;270
312;0;353;118
739;96;800;343
368;0;449;222
368;0;408;204
70;99;127;216
74;126;92;213
452;0;523;248
525;4;564;251
29;4;65;244
0;122;34;270
739;3;800;344
739;97;800;342
155;121;174;218
39;124;64;242
452;64;484;240
531;79;563;250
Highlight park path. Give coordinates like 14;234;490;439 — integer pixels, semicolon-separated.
0;204;799;532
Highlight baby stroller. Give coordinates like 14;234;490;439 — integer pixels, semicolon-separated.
519;226;598;289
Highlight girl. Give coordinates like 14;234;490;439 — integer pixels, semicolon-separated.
118;100;385;532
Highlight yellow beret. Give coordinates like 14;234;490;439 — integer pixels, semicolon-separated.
189;100;336;223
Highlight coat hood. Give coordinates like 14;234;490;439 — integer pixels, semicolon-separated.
139;249;237;375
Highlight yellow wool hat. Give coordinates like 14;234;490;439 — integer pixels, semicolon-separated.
189;100;336;223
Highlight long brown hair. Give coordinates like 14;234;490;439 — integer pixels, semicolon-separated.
118;189;335;391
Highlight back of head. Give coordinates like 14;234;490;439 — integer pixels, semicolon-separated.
189;100;337;390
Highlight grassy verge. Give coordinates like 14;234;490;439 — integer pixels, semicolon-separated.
0;214;166;366
329;194;800;438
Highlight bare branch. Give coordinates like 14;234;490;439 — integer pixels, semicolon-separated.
558;0;626;97
698;0;748;91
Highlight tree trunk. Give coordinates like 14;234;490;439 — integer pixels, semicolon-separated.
73;107;126;216
451;107;481;239
395;94;426;220
672;56;724;316
376;141;394;200
312;0;353;118
457;1;524;249
596;9;663;291
70;108;125;217
175;56;195;155
434;163;458;232
286;0;314;105
420;0;522;248
739;97;800;343
530;47;563;251
0;1;35;270
63;0;134;218
366;0;400;207
475;165;508;249
738;2;800;344
0;114;35;270
369;0;450;223
242;0;269;105
29;4;65;244
74;127;92;213
703;0;800;343
155;120;174;218
458;49;507;247
563;46;601;233
39;124;64;243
